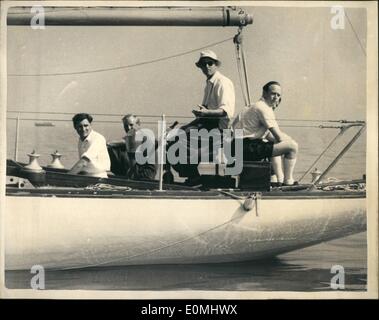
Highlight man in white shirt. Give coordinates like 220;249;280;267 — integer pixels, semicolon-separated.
68;113;110;178
192;50;235;130
174;50;235;185
233;81;298;186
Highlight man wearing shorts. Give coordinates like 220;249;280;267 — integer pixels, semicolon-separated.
233;81;298;186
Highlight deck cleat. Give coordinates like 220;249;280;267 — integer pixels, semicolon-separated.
23;150;43;172
47;150;65;169
20;150;46;186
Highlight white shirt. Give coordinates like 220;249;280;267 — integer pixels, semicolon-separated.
78;130;110;178
202;71;235;129
233;98;279;139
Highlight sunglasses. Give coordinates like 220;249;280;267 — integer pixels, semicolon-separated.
200;60;216;67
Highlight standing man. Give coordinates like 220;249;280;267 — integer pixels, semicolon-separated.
233;81;298;186
69;113;110;178
174;50;235;185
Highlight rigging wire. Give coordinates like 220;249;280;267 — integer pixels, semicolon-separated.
8;37;234;77
344;10;366;57
6;118;361;129
4;116;344;128
234;27;252;107
235;45;249;107
240;41;252;106
5;110;365;125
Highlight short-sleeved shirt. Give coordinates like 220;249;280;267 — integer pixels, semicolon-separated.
233;98;279;139
202;71;235;129
78;130;111;178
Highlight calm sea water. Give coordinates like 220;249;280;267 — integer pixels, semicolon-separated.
5;119;367;291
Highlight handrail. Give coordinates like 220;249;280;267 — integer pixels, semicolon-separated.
6;110;366;123
6;117;164;126
5;116;344;129
7;110;193;120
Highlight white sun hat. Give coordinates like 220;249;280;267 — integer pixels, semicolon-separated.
195;50;221;67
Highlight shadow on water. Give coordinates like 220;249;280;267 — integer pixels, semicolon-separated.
5;255;366;292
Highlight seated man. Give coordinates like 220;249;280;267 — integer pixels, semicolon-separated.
68;113;110;178
232;81;298;186
107;114;157;180
171;50;235;186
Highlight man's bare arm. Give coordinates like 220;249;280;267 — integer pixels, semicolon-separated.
68;157;89;175
267;127;293;143
268;126;285;143
192;106;226;118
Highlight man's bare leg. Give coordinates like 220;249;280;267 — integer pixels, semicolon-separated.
271;156;284;183
283;157;296;185
272;137;298;185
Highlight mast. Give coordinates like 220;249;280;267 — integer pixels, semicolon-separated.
7;7;253;27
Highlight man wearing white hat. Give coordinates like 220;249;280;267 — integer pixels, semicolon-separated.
192;50;235;131
172;50;235;185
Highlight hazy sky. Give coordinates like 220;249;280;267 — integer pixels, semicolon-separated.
7;5;367;122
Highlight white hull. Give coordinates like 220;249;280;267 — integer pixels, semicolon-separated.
5;195;366;270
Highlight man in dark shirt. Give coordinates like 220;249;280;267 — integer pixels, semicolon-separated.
107;114;157;180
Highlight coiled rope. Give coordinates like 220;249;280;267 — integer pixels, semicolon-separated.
85;183;132;192
318;178;366;192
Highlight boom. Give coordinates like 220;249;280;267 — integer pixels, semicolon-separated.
7;6;253;27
